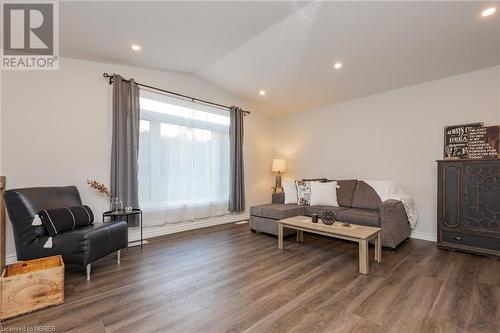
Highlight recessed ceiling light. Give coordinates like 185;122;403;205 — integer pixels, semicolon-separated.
131;44;141;51
481;7;496;17
333;62;343;69
259;90;266;96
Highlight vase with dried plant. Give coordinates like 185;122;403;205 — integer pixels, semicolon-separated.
86;179;123;213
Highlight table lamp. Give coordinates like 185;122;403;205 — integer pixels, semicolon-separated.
272;159;286;192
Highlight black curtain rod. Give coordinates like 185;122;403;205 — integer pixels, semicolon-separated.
103;73;250;115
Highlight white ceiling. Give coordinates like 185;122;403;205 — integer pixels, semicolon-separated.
60;1;500;116
60;1;308;73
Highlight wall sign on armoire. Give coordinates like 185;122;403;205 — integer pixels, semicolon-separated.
467;126;500;160
444;123;500;160
444;122;482;159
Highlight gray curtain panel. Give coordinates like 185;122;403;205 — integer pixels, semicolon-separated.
111;74;140;225
229;106;245;212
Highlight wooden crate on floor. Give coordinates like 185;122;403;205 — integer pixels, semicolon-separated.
0;255;64;321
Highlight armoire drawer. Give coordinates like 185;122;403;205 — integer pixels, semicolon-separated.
442;230;500;252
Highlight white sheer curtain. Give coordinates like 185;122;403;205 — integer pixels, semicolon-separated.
138;90;230;226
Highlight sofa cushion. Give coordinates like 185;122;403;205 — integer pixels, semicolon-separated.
336;179;357;207
304;205;347;217
250;204;304;220
337;208;380;227
352;181;382;210
310;181;338;206
295;180;312;205
283;181;297;204
302;179;357;207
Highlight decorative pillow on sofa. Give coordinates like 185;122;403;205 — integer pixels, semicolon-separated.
283;181;298;204
310;181;339;206
295;180;312;205
39;205;94;237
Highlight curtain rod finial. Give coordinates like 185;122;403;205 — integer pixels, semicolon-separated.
103;73;113;85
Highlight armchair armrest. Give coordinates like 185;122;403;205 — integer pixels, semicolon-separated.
379;199;411;249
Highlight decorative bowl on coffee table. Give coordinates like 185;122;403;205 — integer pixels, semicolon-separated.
320;211;336;225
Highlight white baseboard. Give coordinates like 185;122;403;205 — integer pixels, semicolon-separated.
127;240;150;247
6;254;17;265
410;230;437;242
4;213;250;265
127;213;250;242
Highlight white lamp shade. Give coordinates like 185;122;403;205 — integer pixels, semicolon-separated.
272;159;286;172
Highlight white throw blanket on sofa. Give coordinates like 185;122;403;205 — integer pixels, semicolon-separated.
362;179;418;228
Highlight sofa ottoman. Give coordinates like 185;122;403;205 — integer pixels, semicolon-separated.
249;203;302;236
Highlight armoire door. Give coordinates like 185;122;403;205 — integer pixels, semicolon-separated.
463;162;500;238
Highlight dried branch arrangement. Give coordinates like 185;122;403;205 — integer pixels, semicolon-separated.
86;179;112;197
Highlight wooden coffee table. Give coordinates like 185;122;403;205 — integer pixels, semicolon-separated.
278;216;382;274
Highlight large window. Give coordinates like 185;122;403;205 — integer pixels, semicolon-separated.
139;90;230;225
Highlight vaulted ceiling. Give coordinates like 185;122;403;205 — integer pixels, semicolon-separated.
60;1;500;116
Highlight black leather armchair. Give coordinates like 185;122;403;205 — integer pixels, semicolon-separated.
4;186;128;280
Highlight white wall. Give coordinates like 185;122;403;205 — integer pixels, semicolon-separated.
273;66;500;240
3;58;499;260
1;57;274;260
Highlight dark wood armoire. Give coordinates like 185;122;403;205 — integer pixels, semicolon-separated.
437;159;500;258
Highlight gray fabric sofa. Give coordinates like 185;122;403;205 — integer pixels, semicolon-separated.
249;179;411;249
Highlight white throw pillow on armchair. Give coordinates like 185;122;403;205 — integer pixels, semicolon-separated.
310;181;339;206
283;181;298;204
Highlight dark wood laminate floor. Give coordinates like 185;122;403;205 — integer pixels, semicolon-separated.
2;222;499;333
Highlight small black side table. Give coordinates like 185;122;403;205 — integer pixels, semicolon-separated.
103;209;143;249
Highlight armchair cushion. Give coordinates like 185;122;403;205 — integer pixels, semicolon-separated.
4;186;83;250
19;222;128;265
